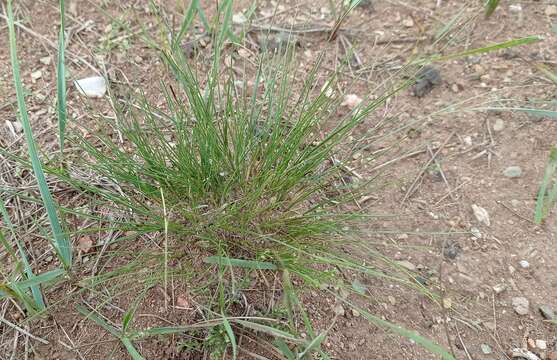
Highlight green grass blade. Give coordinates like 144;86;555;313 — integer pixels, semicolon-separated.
57;0;67;152
8;268;65;291
77;304;145;359
0;203;17;261
0;197;45;309
273;340;296;360
297;332;326;359
173;0;198;49
337;297;455;360
485;0;500;18
234;320;301;342
121;338;145;360
222;316;238;359
535;148;557;224
536;64;557;85
76;304;121;337
6;0;72;268
204;256;277;270
431;36;542;63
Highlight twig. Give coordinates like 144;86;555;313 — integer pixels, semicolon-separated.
455;323;473;360
402;132;455;203
433;179;471;206
0;317;48;345
496;200;537;225
485;117;495;168
438;261;457;359
427;145;454;200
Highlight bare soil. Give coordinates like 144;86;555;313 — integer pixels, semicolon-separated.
1;0;557;359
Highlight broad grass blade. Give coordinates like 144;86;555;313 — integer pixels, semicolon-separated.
222;317;238;359
485;0;500;18
6;0;72;268
57;0;68;152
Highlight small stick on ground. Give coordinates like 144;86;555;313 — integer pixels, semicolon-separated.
0;317;48;345
438;261;457;359
496;200;537;226
455;323;473;360
402;132;455;204
426;145;454;200
486;117;496;168
434;179;471;206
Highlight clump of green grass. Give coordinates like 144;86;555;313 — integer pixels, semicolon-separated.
1;0;545;358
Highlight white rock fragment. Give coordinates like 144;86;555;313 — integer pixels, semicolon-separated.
74;76;107;98
535;340;547;350
31;70;43;82
472;204;490;226
232;12;247;25
341;94;362;109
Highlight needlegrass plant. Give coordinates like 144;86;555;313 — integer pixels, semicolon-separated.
1;0;545;358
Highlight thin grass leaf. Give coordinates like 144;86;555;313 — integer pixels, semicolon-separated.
6;0;72;268
536;64;557;85
222;316;238;359
173;0;198;49
76;304;120;337
337;296;455;360
535;148;557;224
485;0;500;18
273;340;296;360
235;320;302;342
121;338;145;360
204;256;277;270
8;268;66;291
0;229;17;263
297;332;326;359
431;36;542;63
0;197;45;309
57;0;67;152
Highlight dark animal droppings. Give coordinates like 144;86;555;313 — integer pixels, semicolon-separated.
413;66;442;98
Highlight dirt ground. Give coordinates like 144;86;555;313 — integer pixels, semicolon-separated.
1;0;557;359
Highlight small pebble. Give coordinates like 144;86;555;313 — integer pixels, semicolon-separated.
512;297;530;316
539;305;556;320
503;166;523;178
333;304;345;317
519;260;530;269
480;344;492;354
546;5;557;16
493;283;506;294
74;76;107;98
470;227;482;238
31;70;43;82
536;340;547;350
472;204;491;226
493;118;505;132
39;56;51;65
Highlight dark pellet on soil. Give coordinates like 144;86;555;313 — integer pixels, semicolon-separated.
412;66;442;97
